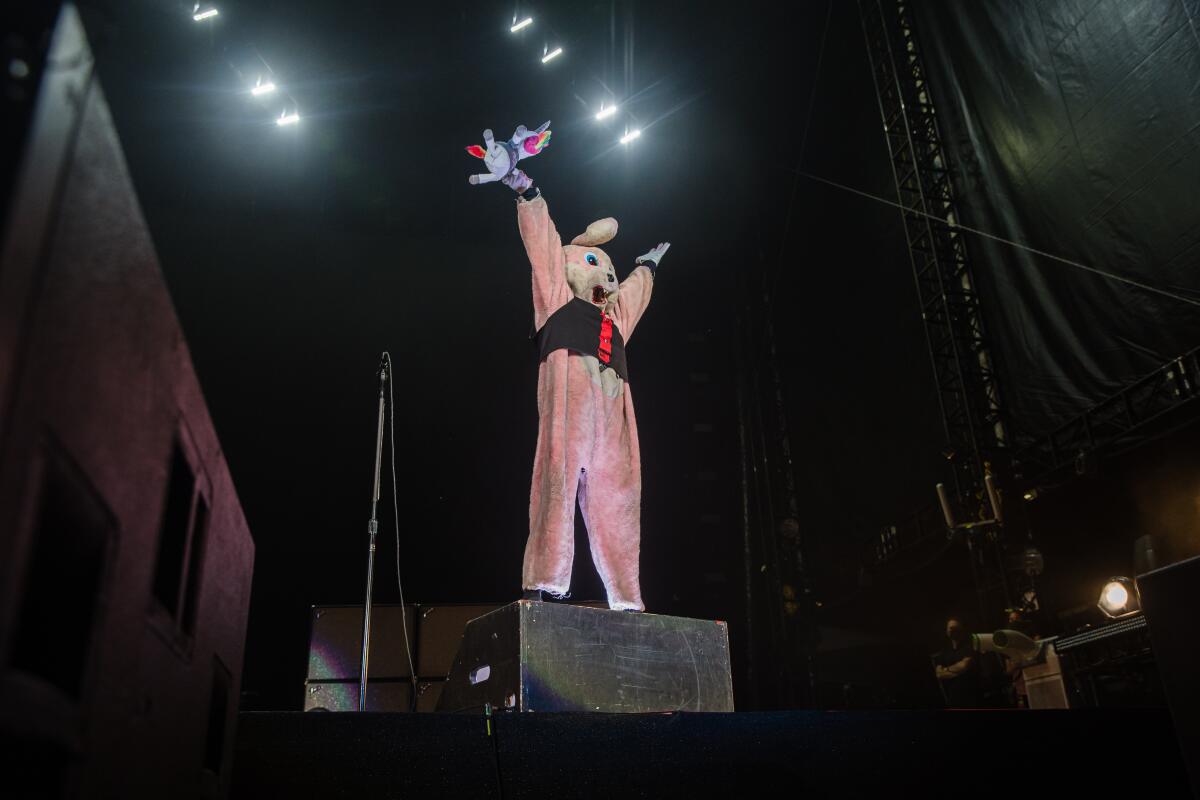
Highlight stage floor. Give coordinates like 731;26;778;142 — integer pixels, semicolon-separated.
232;708;1191;798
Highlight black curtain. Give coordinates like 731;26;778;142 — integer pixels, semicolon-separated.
915;0;1200;436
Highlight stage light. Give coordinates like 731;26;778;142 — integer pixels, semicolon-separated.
620;128;641;145
542;47;563;64
192;6;219;21
276;110;300;126
595;104;618;121
511;17;533;33
251;79;277;96
1097;576;1140;618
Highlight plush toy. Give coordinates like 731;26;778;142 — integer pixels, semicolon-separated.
466;133;669;612
465;122;552;185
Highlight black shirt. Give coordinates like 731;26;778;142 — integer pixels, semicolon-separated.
935;643;980;707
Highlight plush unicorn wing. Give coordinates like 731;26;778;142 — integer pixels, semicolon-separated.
465;128;495;159
466;128;508;184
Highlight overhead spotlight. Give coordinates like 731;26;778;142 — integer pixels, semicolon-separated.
541;47;563;64
251;79;277;96
276;110;300;126
511;17;533;33
192;5;219;21
1097;576;1140;619
595;104;618;121
619;128;641;145
1023;488;1039;501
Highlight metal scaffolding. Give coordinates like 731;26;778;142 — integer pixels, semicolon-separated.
858;0;1013;619
1014;345;1200;484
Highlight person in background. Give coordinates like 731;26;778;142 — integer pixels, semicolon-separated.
934;618;980;707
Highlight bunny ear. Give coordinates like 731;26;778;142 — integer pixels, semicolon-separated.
466;145;487;159
571;217;618;246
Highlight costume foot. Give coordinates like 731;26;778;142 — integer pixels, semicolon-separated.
522;589;544;601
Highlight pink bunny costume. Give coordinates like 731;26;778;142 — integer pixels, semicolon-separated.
516;191;655;611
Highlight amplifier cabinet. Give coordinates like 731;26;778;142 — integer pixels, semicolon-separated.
307;604;416;681
303;680;412;713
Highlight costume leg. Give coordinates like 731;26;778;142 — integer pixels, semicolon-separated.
523;353;592;596
578;386;644;611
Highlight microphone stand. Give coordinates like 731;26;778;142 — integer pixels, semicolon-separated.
358;355;388;711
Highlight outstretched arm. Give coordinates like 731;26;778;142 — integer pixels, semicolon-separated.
612;242;670;342
513;177;570;330
612;265;653;342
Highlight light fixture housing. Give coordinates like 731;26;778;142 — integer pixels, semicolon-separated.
620;128;641;145
511;17;533;33
193;7;219;21
276;110;300;126
595;104;618;121
541;47;563;64
1097;576;1141;619
251;80;277;96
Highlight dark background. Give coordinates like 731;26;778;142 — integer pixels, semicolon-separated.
72;0;1200;709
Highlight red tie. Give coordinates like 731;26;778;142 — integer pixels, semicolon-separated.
598;311;613;365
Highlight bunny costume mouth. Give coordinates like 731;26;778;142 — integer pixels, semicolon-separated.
591;286;612;305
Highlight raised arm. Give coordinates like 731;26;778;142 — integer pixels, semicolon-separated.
611;265;654;342
612;242;670;342
516;189;570;330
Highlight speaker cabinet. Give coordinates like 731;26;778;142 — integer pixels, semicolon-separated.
307;604;416;681
439;601;734;713
415;680;444;713
416;604;500;679
303;681;413;713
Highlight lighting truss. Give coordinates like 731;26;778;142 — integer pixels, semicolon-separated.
859;0;1013;616
1014;346;1200;483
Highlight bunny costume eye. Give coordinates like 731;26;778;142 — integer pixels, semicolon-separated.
585;253;599;267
